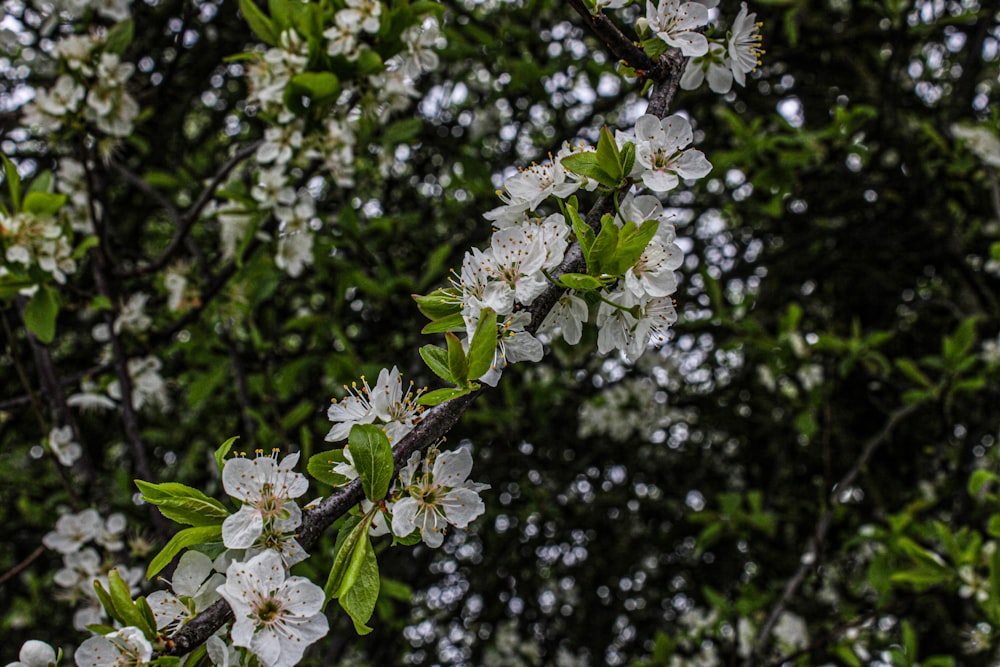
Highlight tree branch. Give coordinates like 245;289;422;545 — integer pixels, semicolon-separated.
161;15;689;658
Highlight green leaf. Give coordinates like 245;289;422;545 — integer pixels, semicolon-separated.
421;312;465;334
27;171;52;195
557;272;603;290
338;534;379;635
134;480;229;526
587;214;620;275
620;141;636;178
325;513;374;601
382;118;424;146
416;386;472;406
420;344;455;384
288;71;342;106
239;0;277;45
104;19;134;55
567;204;595;256
268;0;292;31
413;288;462;321
22;191;66;217
466;307;497;380
348;424;393;501
146;525;223;579
109;569;149;635
135;596;158;637
943;317;976;364
559;152;618;188
595;126;623;183
307;449;350;487
3;155;21;210
968;469;998;496
445;332;468;386
895;358;934;388
213;436;238;473
23;284;58;344
92;580;119;624
613;219;659;274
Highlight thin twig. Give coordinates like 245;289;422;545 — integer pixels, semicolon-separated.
744;401;921;666
0;545;46;589
117;141;262;278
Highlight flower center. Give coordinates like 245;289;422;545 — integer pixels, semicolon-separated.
256;598;284;624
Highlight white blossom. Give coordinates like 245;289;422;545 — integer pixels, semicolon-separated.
48;425;81;466
221;451;308;549
43;509;102;554
391;448;488;548
645;0;710;57
728;2;764;87
6;640;56;667
623;114;712;193
74;627;151;667
216;550;329;667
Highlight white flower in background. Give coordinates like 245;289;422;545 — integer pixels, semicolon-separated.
323;23;360;58
337;0;381;34
74;627;151;667
728;2;764;86
214;203;256;261
645;0;710;57
92;0;131;21
53;547;101;590
216;550;329;667
595;0;631;10
95;513;127;552
114;293;152;335
85;53;140;137
624;114;712;193
252;166;296;208
108;356;169;411
681;42;734;93
391;448;488;548
772;612;809;650
43;509;102;554
275;231;313;278
221;451;308;549
540;293;589;345
57;34;97;74
399;17;443;78
0;211;76;283
7;640;56;667
48;425;81;467
256;125;303;166
952;123;1000;168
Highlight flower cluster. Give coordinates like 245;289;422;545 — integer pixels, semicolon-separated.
221;450;310;567
0;210;77;287
22;31;139;138
677;2;765;94
223;12;445;278
43;509;137;631
326;366;426;444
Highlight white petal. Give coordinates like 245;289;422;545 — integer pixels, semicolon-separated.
391;497;419;538
433;449;473;488
442;488;486;528
222;507;264;549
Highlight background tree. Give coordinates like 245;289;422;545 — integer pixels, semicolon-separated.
0;0;999;665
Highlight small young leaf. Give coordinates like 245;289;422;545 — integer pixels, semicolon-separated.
239;0;278;45
22;191;66;217
421;312;466;334
214;436;238;474
595;125;623;183
587;214;620;276
559;152;617;188
419;344;455;384
348;424;393;501
307;449;350;487
557;272;603;290
134;480;229;526
325;513;374;601
23;284;58;344
288;71;341;106
338;535;379;635
108;569;149;634
445;332;468;386
466;307;497;380
416;387;472;406
413;288;462;321
3;155;21;210
613;218;659;274
104;18;134;55
567;204;595;256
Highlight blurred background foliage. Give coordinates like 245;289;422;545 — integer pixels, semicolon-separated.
1;0;999;664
